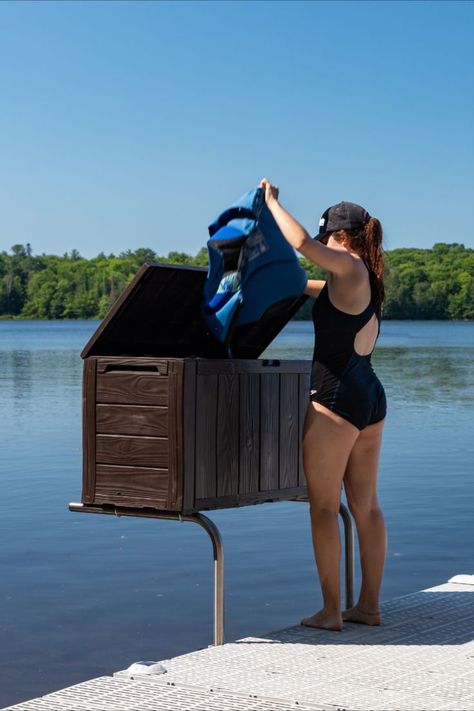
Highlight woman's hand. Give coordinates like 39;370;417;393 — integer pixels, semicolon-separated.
259;177;279;208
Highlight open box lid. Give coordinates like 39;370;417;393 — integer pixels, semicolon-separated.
81;263;308;360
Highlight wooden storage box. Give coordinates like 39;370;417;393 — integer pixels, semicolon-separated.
81;263;311;514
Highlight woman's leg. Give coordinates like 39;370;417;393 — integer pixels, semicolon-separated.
301;401;360;630
342;417;387;625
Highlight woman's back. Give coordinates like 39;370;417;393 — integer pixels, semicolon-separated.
311;259;381;372
310;259;386;431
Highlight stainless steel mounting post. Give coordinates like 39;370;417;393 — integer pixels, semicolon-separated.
338;503;355;610
292;498;355;609
68;503;225;646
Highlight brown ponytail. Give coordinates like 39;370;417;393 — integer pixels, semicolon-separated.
363;217;385;318
334;217;385;318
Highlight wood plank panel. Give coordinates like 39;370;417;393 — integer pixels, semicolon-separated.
279;374;299;489
96;434;168;468
95;464;169;507
96;404;168;437
96;371;168;405
182;359;197;513
195;374;218;499
82;358;97;503
167;360;184;510
260;373;280;491
216;371;239;497
298;373;310;487
239;373;260;495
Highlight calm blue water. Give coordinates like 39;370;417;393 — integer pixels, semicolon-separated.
1;320;473;706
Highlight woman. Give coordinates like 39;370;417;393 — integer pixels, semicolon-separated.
260;178;387;632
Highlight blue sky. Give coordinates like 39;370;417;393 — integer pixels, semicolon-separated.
0;0;473;258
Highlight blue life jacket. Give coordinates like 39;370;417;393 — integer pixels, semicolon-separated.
201;187;307;355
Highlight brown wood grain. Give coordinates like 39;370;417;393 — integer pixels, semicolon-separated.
182;359;197;513
279;373;299;489
84;352;312;512
239;372;260;494
260;373;280;491
96;404;168;437
216;371;239;497
96;358;169;375
94;464;169;507
96;434;168;468
195;373;217;499
82;358;97;503
96;371;168;406
167;360;184;510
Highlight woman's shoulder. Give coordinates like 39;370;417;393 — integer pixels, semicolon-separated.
326;256;373;313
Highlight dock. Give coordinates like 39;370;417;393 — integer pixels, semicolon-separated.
4;575;474;711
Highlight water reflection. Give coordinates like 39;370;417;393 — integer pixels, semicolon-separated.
376;347;474;408
11;351;33;402
1;350;83;420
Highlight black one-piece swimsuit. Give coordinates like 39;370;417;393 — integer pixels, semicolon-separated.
310;261;387;431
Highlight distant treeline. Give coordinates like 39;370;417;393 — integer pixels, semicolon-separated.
0;242;473;320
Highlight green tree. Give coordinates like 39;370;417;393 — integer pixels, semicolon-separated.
1;242;473;321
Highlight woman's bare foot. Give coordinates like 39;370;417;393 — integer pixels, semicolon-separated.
342;605;381;625
300;608;343;631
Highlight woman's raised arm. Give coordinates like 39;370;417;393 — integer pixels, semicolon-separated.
259;178;355;276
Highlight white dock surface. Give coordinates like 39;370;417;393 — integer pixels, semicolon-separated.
4;575;474;711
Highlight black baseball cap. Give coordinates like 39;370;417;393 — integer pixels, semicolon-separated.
315;201;371;243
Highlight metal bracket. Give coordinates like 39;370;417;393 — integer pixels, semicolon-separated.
68;504;224;645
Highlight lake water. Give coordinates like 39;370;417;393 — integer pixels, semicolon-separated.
1;320;473;706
